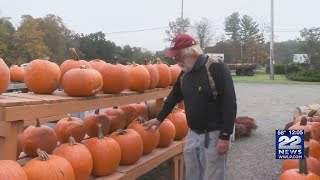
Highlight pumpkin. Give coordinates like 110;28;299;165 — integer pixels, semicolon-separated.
280;157;320;180
83;124;121;176
127;117;160;154
167;108;188;140
119;104;139;127
62;65;103;97
132;103;148;120
99;63;129;94
60;48;92;85
55;115;86;143
83;109;110;137
0;58;10;94
304;130;320;159
110;129;143;165
23;149;75;180
143;60;159;89
307;122;320;142
158;119;176;147
128;63;150;91
9;65;25;82
89;59;107;72
155;58;172;88
169;64;181;86
0;160;27;180
24;59;60;94
53;136;93;180
104;107;126;133
289;117;312;132
21;119;58;156
281;146;320;176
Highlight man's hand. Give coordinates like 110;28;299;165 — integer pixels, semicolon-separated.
142;118;162;131
216;139;230;155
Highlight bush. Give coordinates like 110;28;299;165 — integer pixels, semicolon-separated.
266;64;286;74
286;69;320;82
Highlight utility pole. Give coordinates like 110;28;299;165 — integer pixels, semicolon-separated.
270;0;275;80
181;0;184;33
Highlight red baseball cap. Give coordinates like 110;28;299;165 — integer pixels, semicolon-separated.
165;34;197;58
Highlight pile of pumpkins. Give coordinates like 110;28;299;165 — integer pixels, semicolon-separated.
0;48;182;96
280;111;320;179
1;103;188;180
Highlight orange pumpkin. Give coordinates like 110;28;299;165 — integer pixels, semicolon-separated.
53;136;93;180
132;103;148;120
170;64;181;85
127;117;160;154
167;108;188;140
304;130;320;159
155;58;172;88
62;66;103;97
99;63;129;94
83;124;121;176
23;149;75;180
0;160;27;180
307;122;320;142
158;119;176;147
289;117;312;132
89;59;107;72
280;157;320;180
83;109;110;137
55;115;86;143
24;59;60;94
110;129;143;165
0;58;10;94
119;104;139;127
9;65;25;82
21;119;58;156
104;107;126;133
128;64;150;91
60;48;92;85
143;60;159;89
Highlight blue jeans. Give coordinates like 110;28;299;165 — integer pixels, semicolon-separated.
183;130;227;180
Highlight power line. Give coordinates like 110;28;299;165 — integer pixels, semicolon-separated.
105;26;169;35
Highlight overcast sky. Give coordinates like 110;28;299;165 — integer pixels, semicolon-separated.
1;0;319;51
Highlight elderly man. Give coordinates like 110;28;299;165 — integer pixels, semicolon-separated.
144;34;237;180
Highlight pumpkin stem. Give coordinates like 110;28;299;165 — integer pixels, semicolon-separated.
112;106;118;109
97;123;104;139
298;157;308;175
136;116;145;124
80;65;87;69
67;114;72;121
305;146;309;157
116;129;127;135
37;148;50;161
300;117;308;125
304;130;311;141
144;59;148;65
69;48;80;61
35;118;41;127
68;136;76;146
94;109;100;114
308;110;317;117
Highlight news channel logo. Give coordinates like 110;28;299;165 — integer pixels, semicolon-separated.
275;130;304;159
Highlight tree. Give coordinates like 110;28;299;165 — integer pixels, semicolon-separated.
224;12;241;43
165;17;190;42
193;18;214;49
0;17;15;63
240;15;264;44
298;27;320;67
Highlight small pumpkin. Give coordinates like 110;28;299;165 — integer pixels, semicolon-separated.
89;59;107;72
155;58;172;88
169;64;181;86
23;149;75;180
83;109;110;137
53;136;93;180
24;59;60;94
104;107;126;133
21;119;58;156
10;65;25;82
132;103;148;120
62;65;103;97
0;160;27;180
83;124;121;176
167;108;188;140
304;130;320;159
110;129;143;165
143;60;159;89
55;115;86;143
119;104;139;128
100;63;129;94
127;117;160;154
0;58;10;94
157;119;176;147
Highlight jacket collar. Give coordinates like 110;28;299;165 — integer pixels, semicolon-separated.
191;54;208;72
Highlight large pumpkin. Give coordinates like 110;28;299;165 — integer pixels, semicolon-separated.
89;59;107;72
119;104;139;127
304;130;320;159
127;117;160;154
99;63;129;94
167;108;188;140
59;48;92;85
62;66;103;97
289;117;312;132
21;119;58;156
83;124;121;176
55;115;86;143
110;129;143;165
132;103;148;120
53;136;93;180
10;65;25;82
104;107;126;133
280;157;320;180
307;122;320;142
24;59;60;94
128;64;150;91
0;160;27;180
143;60;159;89
83;109;110;137
23;149;75;180
0;58;10;94
155;58;172;88
157;119;176;147
170;64;181;86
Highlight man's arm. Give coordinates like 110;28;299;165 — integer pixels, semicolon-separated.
210;63;237;140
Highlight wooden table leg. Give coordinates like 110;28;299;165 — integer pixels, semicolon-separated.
178;154;185;180
169;155;180;180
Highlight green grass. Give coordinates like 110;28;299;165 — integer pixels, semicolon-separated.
232;73;320;85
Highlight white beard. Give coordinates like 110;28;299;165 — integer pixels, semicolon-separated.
178;58;196;72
